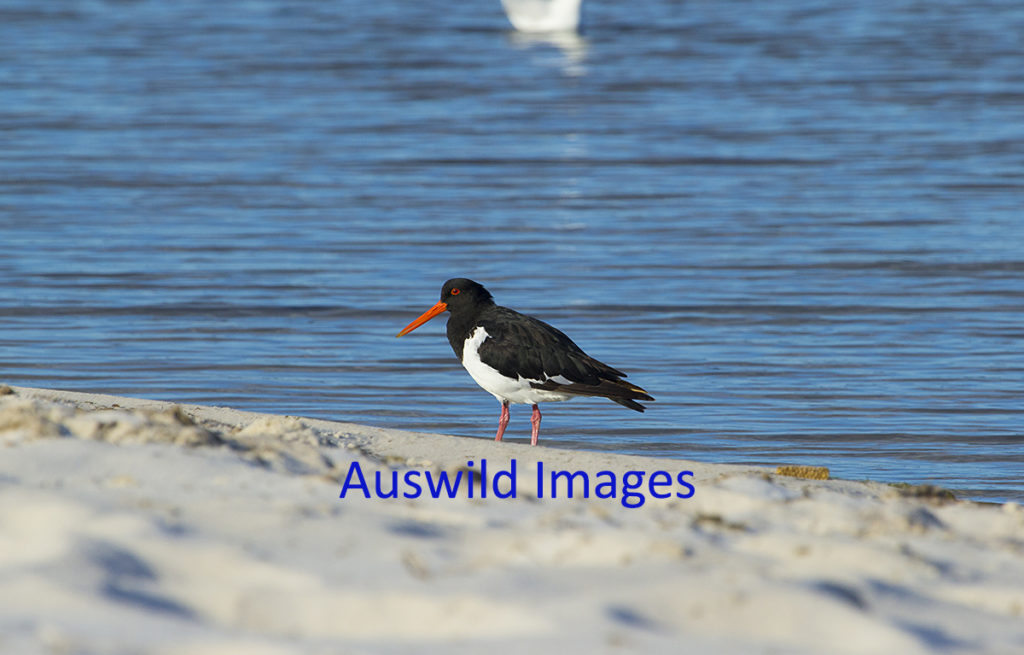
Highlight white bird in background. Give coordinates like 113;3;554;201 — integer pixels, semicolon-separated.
500;0;582;33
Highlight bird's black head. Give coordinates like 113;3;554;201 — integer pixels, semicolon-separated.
440;278;494;312
396;278;495;337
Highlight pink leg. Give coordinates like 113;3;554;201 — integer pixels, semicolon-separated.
530;404;541;446
495;400;510;442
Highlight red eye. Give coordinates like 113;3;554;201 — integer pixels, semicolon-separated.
450;288;461;296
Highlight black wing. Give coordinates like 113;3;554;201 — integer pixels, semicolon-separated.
476;306;654;412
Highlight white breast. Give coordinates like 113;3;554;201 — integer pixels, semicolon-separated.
500;0;582;33
460;326;575;405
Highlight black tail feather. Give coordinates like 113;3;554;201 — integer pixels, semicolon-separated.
532;378;654;413
610;396;649;412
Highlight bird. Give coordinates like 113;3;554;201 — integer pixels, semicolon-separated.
396;278;653;445
500;0;582;33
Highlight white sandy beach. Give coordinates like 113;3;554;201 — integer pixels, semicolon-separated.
1;384;1022;654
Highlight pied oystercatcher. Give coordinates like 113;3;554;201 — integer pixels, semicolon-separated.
396;278;653;445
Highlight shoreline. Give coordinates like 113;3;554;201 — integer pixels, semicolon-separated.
5;384;914;506
0;384;921;494
2;385;1022;653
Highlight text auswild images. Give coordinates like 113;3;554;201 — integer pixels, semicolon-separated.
338;459;696;508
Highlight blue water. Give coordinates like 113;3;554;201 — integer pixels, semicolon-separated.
1;0;1022;501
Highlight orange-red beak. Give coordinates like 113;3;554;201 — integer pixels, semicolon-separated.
396;301;448;337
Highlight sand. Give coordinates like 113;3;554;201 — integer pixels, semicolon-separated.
1;385;1022;654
